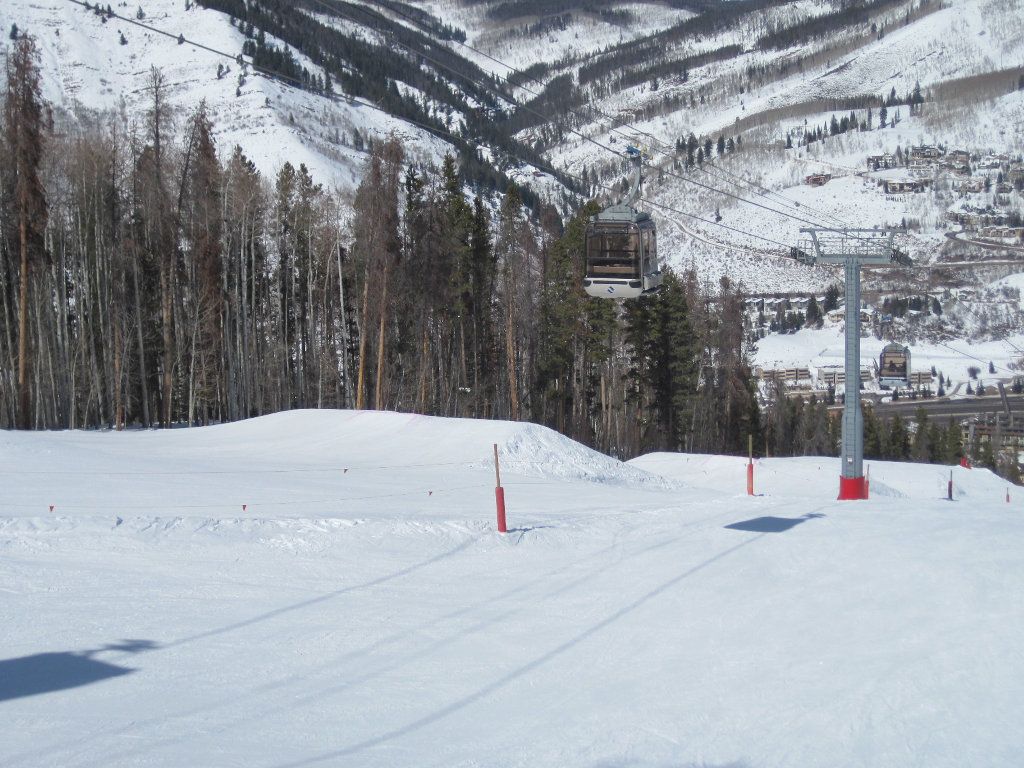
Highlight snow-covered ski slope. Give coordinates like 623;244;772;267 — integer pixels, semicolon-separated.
2;409;1023;767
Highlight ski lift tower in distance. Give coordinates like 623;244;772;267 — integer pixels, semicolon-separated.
793;228;912;500
583;143;663;299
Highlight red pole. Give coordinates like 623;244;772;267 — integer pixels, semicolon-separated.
494;444;507;533
746;435;754;496
495;487;507;533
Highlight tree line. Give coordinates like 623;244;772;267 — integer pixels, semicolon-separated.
1;38;761;460
3;36;1013;480
767;389;1023;483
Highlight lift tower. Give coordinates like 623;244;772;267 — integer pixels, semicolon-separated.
794;228;911;500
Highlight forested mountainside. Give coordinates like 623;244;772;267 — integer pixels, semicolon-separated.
190;0;564;205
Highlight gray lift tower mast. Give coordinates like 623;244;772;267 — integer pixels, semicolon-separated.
794;228;911;499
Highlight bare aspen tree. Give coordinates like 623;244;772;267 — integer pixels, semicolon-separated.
221;145;267;418
494;185;538;421
351;137;403;410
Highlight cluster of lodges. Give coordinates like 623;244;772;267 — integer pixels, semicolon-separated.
866;146;1024;236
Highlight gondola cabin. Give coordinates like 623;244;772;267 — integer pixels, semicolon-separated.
583;205;661;299
879;343;910;388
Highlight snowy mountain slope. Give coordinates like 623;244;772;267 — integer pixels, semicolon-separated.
532;0;1024;290
4;0;1023;295
3;410;1024;767
3;0;453;193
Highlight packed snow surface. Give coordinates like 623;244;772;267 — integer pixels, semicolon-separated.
2;410;1022;767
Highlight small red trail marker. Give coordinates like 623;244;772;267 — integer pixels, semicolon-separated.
494;444;507;533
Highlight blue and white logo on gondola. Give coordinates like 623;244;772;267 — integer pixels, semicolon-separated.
606;286;616;295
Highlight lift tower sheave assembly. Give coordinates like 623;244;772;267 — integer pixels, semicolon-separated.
794;228;912;500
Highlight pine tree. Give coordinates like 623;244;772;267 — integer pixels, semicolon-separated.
912;405;931;462
535;200;596;436
806;296;821;327
494;183;537;421
652;270;701;451
886;414;909;460
863;404;883;458
179;101;224;424
822;283;840;313
466;194;496;417
2;36;50;429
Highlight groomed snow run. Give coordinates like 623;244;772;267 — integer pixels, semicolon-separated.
2;409;1022;767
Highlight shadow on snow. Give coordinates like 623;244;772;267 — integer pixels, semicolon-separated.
0;640;158;702
724;513;825;533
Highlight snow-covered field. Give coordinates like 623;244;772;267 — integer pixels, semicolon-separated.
3;410;1023;767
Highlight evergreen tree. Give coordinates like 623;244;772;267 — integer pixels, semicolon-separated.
494;183;538;421
863;404;884;458
912;406;931;462
822;284;840;313
623;268;699;452
886;414;910;460
805;296;821;327
2;35;50;429
179;100;224;424
535;200;596;437
465;195;497;417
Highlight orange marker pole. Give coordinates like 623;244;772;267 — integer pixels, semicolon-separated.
494;443;507;533
746;435;754;496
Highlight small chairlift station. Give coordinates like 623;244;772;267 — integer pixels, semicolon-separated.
583;144;663;299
